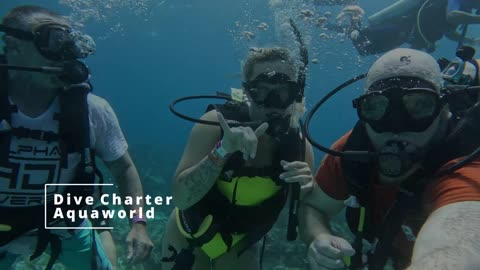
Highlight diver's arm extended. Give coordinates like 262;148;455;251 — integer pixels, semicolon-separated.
407;201;480;270
447;10;480;25
106;152;154;262
445;30;480;46
172;110;224;210
299;180;345;246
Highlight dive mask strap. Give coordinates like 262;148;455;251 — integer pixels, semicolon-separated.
0;24;34;40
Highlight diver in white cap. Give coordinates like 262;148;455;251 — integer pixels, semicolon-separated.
438;45;480;118
300;48;480;270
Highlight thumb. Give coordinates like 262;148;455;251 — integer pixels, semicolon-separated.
126;239;134;261
217;112;232;135
254;122;269;137
337;240;356;257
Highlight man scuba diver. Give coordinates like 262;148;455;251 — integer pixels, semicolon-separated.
446;0;480;26
161;46;315;270
337;0;477;56
439;45;480;118
441;46;480;87
0;5;153;269
300;48;480;270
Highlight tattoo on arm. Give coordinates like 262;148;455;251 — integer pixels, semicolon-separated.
176;154;225;208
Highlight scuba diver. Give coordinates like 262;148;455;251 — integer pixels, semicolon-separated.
440;46;479;87
446;0;480;25
161;45;314;270
300;48;480;270
335;0;478;55
439;45;480;117
0;5;153;270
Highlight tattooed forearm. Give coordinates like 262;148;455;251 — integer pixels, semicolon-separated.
174;154;225;209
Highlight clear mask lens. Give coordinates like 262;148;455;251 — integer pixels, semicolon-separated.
249;82;297;109
441;57;465;83
359;94;389;121
403;92;437;120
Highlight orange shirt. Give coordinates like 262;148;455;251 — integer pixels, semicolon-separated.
315;131;480;265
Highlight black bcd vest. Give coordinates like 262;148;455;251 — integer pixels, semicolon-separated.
0;55;102;270
341;101;480;269
169;101;306;270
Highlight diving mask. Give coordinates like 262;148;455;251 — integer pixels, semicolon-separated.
243;72;300;109
441;57;476;86
0;23;95;61
354;78;443;133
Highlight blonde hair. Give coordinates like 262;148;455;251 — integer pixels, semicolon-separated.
242;47;297;82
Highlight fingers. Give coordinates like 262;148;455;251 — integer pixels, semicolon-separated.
280;160;312;184
281;160;309;170
217;112;232;135
254;122;269;137
136;241;153;262
316;241;342;259
221;120;267;159
241;138;250;160
312;252;345;269
126;238;154;264
280;167;310;178
342;247;356;257
281;175;311;185
247;128;258;159
308;235;354;270
126;238;134;263
241;128;250;160
333;238;356;257
309;244;345;270
235;126;258;160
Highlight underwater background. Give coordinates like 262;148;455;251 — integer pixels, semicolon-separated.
1;0;479;269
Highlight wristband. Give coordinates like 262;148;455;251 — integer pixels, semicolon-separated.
214;140;230;159
130;214;147;225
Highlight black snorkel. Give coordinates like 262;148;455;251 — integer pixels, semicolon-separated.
169;94;266;128
0;24;92;85
0;61;90;85
303;73;372;162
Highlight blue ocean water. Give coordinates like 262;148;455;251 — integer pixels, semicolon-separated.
1;1;479;269
1;0;474;164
